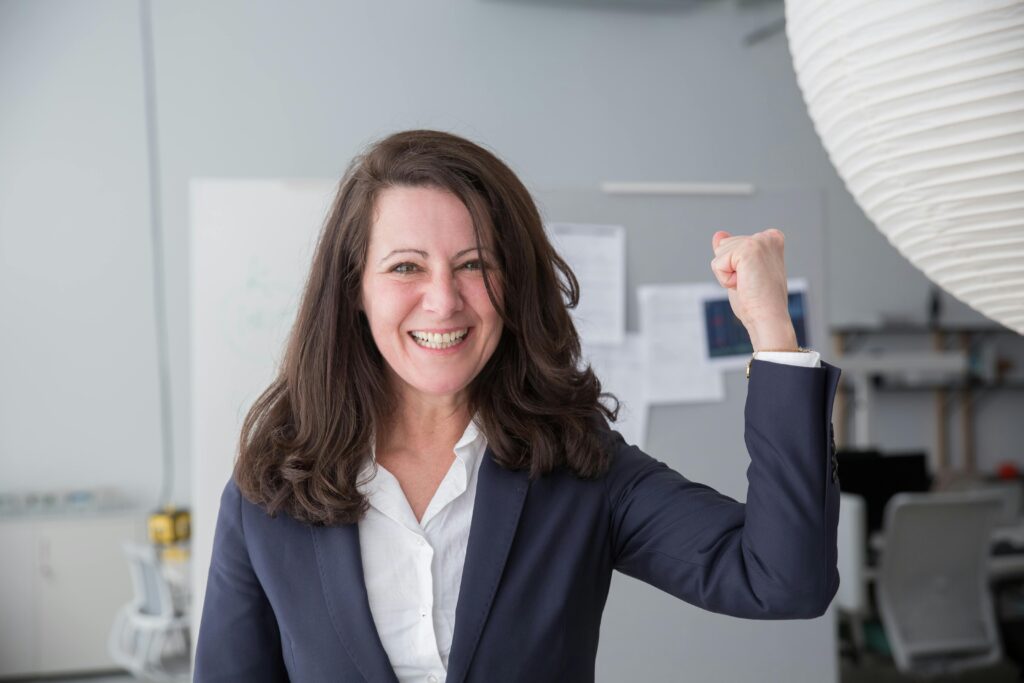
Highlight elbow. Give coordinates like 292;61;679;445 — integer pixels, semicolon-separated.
761;572;839;619
794;572;840;619
770;590;834;619
820;571;841;615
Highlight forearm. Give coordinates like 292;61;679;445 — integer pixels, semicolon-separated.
739;359;841;616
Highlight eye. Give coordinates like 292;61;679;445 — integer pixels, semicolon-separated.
391;262;420;274
461;260;484;272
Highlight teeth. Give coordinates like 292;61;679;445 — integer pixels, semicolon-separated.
410;329;468;349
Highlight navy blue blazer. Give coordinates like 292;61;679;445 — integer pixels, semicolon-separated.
195;359;841;682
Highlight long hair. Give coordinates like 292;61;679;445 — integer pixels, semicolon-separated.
234;129;619;526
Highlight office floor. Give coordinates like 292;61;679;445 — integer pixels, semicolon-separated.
14;665;1016;683
11;666;1024;683
5;664;1022;683
842;655;1021;682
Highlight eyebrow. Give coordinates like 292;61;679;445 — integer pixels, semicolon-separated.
377;247;490;265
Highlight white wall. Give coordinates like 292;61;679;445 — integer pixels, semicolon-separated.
146;0;1018;498
0;0;163;505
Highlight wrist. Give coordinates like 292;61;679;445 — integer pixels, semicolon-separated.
748;321;798;352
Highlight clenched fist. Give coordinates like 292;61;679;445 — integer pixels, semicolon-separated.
710;228;798;352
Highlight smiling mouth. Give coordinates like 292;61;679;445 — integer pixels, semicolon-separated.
408;328;470;350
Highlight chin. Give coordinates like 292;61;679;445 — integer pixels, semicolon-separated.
422;381;473;397
399;373;473;399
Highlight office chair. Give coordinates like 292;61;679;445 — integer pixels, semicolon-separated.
108;542;191;682
875;491;1003;676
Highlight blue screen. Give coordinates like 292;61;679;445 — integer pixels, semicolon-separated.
703;291;808;358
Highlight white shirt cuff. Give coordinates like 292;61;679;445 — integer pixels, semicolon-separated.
752;350;821;368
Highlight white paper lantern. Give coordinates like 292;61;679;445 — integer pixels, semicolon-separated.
785;0;1024;334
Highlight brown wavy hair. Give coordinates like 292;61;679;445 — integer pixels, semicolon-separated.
234;129;619;526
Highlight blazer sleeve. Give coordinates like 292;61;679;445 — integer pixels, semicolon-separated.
194;479;290;682
606;359;842;619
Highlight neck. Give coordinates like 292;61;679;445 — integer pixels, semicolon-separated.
377;389;474;459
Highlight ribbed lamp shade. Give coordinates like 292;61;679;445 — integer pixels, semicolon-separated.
784;0;1024;334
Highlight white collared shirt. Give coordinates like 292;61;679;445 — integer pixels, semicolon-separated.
355;352;820;681
356;417;487;683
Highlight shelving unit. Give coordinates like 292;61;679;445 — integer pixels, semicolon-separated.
831;324;1024;476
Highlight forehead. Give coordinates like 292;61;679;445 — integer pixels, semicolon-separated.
368;186;493;251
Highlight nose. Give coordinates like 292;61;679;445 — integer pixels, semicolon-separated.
422;271;464;317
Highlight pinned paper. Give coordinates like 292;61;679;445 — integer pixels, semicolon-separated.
637;284;725;404
582;333;649;450
546;223;626;345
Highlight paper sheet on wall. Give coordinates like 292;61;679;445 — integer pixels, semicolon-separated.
582;333;648;451
546;223;625;345
637;284;725;404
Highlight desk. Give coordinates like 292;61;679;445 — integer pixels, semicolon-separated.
863;526;1024;583
990;555;1024;582
989;526;1024;582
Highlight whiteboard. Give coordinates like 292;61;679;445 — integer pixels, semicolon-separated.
189;178;336;642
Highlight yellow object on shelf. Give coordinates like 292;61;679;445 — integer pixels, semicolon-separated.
147;506;191;545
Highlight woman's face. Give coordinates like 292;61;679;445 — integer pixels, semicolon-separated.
360;185;503;407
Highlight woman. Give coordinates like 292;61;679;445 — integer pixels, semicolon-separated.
194;130;842;682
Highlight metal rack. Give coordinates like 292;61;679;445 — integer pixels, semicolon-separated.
832;324;1024;476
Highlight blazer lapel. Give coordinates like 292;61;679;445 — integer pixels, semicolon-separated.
310;522;399;683
445;447;530;683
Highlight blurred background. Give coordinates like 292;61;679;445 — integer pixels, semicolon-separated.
2;0;1023;681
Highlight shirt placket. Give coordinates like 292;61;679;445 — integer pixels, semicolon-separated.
372;462;458;679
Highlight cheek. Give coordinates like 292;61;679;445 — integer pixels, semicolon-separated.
364;283;415;329
469;293;500;326
471;275;503;319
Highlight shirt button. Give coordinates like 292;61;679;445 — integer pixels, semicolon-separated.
428;676;438;683
417;537;425;546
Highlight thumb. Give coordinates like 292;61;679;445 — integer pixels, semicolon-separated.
712;230;731;252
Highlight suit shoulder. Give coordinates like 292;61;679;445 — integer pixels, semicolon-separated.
589;418;672;491
217;476;276;528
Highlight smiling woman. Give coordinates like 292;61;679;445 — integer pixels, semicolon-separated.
196;129;842;683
